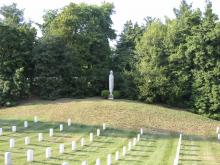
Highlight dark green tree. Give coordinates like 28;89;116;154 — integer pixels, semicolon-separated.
40;9;59;35
133;0;219;119
33;36;81;99
113;21;143;98
34;2;116;99
188;1;220;118
0;3;24;26
135;21;169;103
0;4;36;105
166;0;202;105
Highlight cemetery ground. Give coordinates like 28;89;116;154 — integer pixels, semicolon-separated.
0;98;220;165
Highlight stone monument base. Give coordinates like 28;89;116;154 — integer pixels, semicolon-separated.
108;94;114;100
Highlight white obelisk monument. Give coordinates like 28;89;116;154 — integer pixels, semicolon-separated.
109;70;114;99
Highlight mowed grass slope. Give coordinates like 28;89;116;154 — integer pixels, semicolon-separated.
0;98;219;165
0;98;219;136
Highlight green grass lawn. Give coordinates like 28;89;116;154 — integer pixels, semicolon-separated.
0;98;219;165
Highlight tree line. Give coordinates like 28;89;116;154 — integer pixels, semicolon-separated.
115;1;220;119
0;2;115;103
0;1;219;119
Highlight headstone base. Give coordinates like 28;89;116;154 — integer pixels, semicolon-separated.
108;94;114;100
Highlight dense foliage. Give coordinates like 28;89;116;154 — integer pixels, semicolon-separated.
112;21;143;99
33;2;116;99
0;3;36;105
131;1;220;119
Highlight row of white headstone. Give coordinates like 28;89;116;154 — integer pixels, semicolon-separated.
0;117;106;135
76;128;143;165
60;128;144;165
0;116;38;136
5;147;45;164
0;116;70;136
3;132;143;165
5;131;144;165
3;130;102;153
5;149;34;165
173;133;182;165
3;117;107;165
105;128;144;165
6;132;91;149
2;116;144;165
5;132;101;165
172;126;220;165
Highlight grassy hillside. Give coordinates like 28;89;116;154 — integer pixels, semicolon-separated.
0;98;219;136
0;98;219;165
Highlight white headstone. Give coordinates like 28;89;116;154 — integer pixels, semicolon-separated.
115;151;119;161
9;139;15;148
103;123;106;130
90;133;93;142
216;127;219;134
12;126;16;132
133;138;137;146
218;133;220;140
24;121;28;128
140;128;143;135
173;158;178;165
4;152;11;165
81;138;85;147
68;119;71;126
49;128;53;137
173;133;182;165
59;144;64;154
0;128;2;136
62;162;69;165
27;149;34;162
107;154;112;165
71;141;77;151
128;141;132;151
122;146;126;157
34;116;38;123
25;137;30;145
46;147;51;159
97;129;100;136
82;161;88;165
60;124;63;131
96;158;101;165
137;134;140;142
38;133;43;141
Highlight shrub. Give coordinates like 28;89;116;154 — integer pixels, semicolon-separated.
5;101;17;107
101;90;109;99
113;90;121;99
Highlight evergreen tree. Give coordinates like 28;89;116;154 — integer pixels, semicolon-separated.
166;0;202;105
135;21;169;102
113;21;143;98
188;1;220;118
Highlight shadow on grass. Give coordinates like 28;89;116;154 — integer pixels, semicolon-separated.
179;158;202;162
0;118;218;165
0;118;217;142
33;160;61;165
120;159;144;163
